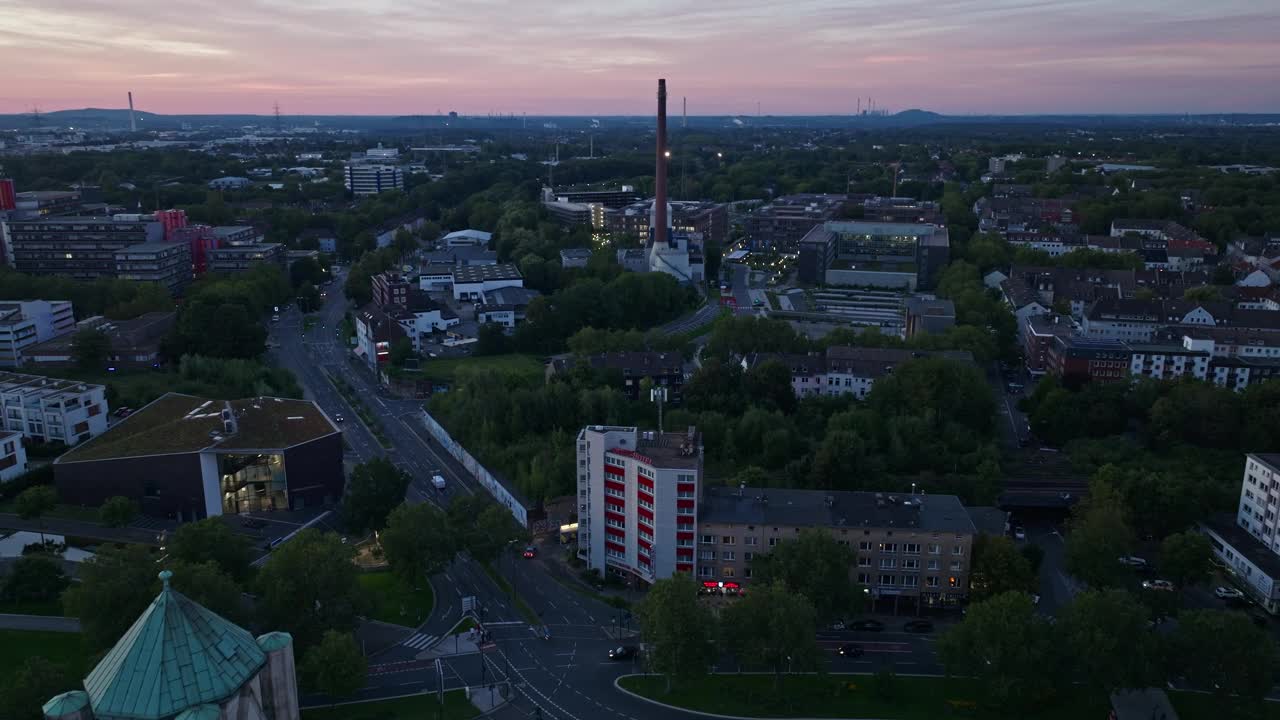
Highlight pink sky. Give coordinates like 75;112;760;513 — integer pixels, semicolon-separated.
2;0;1278;115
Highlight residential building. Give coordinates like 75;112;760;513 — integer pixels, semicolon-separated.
207;176;251;190
1201;454;1280;614
373;214;425;248
451;263;523;301
0;300;75;367
344;163;403;195
392;305;460;351
23;312;176;370
39;569;300;720
549;352;685;402
372;271;416;310
441;229;492;248
6;216;162;280
745;194;846;252
1023;315;1075;375
54;392;343;520
476;286;541;328
171;224;219;275
0;431;27;483
577;426;702;584
743;347;974;400
903;297;955;339
560;248;592;269
0;371;108;446
207;243;286;273
211;225;262;246
114;242;193;294
544;199;605;229
697;487;975;608
797;220;950;290
354;303;405;368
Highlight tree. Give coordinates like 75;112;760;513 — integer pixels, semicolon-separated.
1172;610;1278;704
752;528;858;623
2;555;67;603
71;329;112;371
937;591;1059;712
167;560;250;626
1058;589;1156;697
970;535;1035;601
256;530;365;650
99;496;138;528
15;485;58;543
301;630;367;702
446;495;524;563
635;575;717;692
0;657;69;720
1065;479;1134;589
63;544;163;652
341;457;411;534
380;503;456;588
388;336;414;367
719;581;821;691
168;517;253;582
474;323;511;356
1159;532;1212;588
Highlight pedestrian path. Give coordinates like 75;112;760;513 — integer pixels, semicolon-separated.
403;632;437;650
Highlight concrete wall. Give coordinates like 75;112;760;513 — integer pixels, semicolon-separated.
419;411;530;527
282;434;344;510
54;452;207;520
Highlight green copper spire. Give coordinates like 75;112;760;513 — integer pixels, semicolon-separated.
82;570;266;720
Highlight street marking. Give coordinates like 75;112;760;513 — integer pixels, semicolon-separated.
402;633;436;650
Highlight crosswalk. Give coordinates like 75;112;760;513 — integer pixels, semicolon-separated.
402;633;437;650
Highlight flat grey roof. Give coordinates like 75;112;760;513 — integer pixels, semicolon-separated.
453;263;522;284
700;486;976;534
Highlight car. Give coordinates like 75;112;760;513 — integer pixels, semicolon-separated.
1118;556;1148;568
608;645;638;660
848;619;885;632
1214;586;1245;600
1142;579;1175;592
333;414;344;423
903;620;934;633
836;643;864;657
522;546;536;559
1013;526;1027;541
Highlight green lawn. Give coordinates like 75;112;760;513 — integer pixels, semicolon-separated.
0;631;90;677
415;354;543;384
449;617;477;635
303;690;477;720
619;674;1107;720
359;572;434;627
0;597;68;617
1171;691;1280;720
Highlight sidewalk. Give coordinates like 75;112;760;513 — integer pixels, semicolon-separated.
0;514;161;546
468;684;509;716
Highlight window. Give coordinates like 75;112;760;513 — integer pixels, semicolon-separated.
950;561;962;572
880;543;897;553
699;550;715;561
902;575;919;587
677;473;696;483
903;543;920;555
698;566;713;578
878;575;895;586
858;541;872;551
858;557;871;567
768;538;779;547
701;535;715;544
926;576;939;588
722;536;736;545
927;559;940;570
723;567;736;578
744;568;753;579
902;559;919;570
879;558;897;569
952;545;964;556
744;536;758;546
722;551;735;561
857;572;870;584
928;544;941;555
744;552;754;562
949;576;960;588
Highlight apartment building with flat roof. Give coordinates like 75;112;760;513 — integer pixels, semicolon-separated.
698;487;975;608
0;300;75;368
0;371;108;446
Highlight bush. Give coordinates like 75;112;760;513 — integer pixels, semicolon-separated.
0;465;53;503
99;496;139;528
3;555;68;602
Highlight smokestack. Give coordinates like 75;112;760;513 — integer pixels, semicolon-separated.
128;91;136;133
653;78;668;248
683;96;687;128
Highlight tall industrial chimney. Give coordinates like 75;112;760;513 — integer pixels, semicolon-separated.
128;91;136;132
653;79;668;248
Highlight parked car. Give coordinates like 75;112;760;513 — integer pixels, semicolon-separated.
1013;526;1027;541
1214;586;1245;601
608;645;638;660
836;643;864;657
1118;556;1148;568
903;620;934;633
523;545;537;559
333;414;344;423
849;619;885;632
1142;579;1175;592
